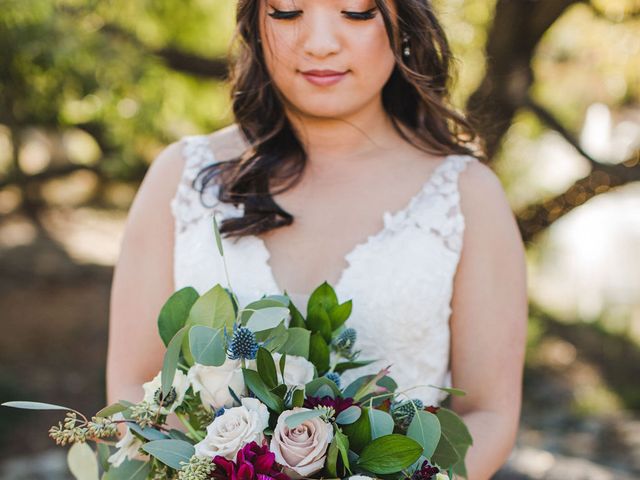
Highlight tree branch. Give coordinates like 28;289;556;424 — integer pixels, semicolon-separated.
516;152;640;243
523;95;600;169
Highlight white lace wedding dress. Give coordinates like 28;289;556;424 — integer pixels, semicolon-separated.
170;129;477;406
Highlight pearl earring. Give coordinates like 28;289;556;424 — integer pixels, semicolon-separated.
402;33;410;58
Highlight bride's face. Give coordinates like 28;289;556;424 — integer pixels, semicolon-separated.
258;0;398;118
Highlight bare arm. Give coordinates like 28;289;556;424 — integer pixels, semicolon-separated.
449;161;528;480
105;140;186;432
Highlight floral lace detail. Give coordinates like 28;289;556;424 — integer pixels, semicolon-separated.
171;133;477;406
170;135;244;235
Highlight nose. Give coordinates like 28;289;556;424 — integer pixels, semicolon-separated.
301;12;341;58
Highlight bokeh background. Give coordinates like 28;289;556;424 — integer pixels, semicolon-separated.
1;0;639;478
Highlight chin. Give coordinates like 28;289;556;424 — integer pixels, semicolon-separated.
291;99;362;119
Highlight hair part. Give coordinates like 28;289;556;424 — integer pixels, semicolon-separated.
194;0;486;239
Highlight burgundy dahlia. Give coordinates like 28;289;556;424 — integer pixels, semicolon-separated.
411;459;440;480
303;396;355;415
212;441;291;480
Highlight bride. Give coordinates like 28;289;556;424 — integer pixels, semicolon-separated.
106;1;528;478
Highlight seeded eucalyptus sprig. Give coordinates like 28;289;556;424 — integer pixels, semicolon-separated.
178;454;216;480
48;411;118;446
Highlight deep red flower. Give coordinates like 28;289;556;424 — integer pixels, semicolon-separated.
411;459;440;480
212;441;290;480
303;396;355;415
425;406;440;414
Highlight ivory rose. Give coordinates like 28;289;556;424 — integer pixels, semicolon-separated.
271;353;315;388
194;397;269;460
187;358;247;411
270;407;333;478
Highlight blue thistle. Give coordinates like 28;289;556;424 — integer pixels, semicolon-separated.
333;328;357;356
227;325;259;360
324;372;342;389
215;407;226;418
391;398;424;429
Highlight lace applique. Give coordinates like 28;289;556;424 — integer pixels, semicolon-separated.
170;135;244;235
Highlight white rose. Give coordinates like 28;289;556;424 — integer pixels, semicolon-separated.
107;426;147;467
194;397;269;460
270;407;333;478
272;353;315;388
435;473;449;480
142;369;190;415
187;359;247;411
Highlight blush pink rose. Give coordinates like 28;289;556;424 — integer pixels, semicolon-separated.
269;408;333;478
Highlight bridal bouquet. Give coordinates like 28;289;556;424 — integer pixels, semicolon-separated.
3;219;472;480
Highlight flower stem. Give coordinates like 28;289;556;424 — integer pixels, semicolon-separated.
175;412;204;442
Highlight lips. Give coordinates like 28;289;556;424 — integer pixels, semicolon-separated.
300;69;349;86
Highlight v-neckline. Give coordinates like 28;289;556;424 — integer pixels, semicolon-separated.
254;154;457;297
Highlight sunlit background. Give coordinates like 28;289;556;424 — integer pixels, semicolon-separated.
1;0;639;478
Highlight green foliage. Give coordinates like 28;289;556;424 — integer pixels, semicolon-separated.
158;287;199;347
356;434;423;474
140;439;195;470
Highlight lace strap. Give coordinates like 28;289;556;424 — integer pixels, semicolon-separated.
393;154;477;255
170;135;219;234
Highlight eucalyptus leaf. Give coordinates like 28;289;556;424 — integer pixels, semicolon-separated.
428;385;467;396
141;439;195;470
157;287;199;347
356;434;423;474
1;401;74;411
126;421;169;441
368;409;394;439
430;407;473;473
305;377;341;398
407;410;441;458
213;215;224;256
285;409;324;428
67;442;99;480
246;306;290;332
95;402;129;418
263;294;290;306
278;328;310;358
189;325;226;367
335;405;361;425
183;284;235;361
341;406;371;453
161;326;187;397
102;458;150;480
96;443;111;472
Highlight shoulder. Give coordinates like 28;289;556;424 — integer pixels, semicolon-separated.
457;157;524;253
204;122;251;162
458;158;515;223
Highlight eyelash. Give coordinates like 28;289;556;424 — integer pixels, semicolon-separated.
267;7;377;21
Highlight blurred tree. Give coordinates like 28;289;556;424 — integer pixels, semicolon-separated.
0;0;639;243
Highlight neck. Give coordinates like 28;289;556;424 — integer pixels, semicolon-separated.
284;96;406;168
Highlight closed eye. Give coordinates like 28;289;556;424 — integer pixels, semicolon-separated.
267;7;378;21
343;7;378;20
267;8;301;20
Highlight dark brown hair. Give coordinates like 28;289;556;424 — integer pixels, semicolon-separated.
194;0;485;239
